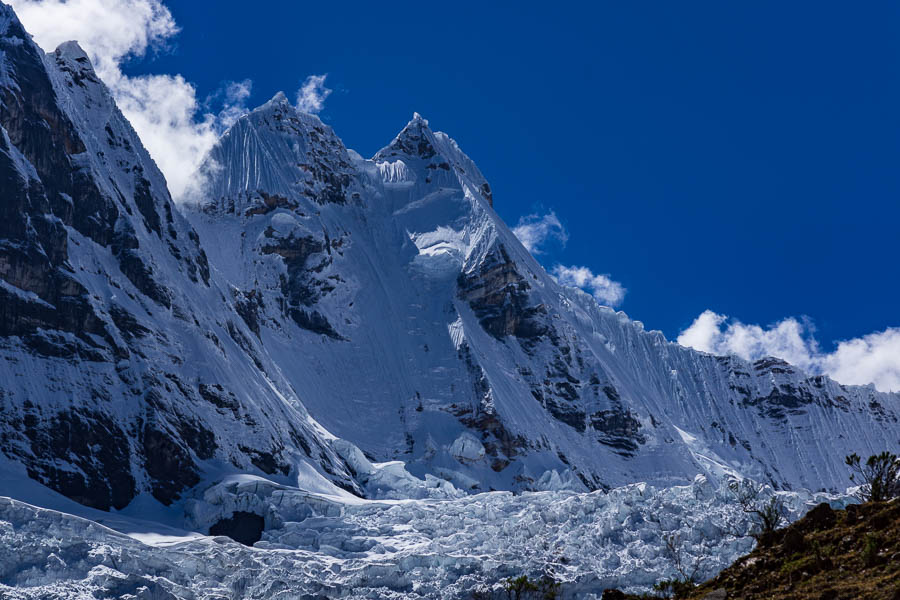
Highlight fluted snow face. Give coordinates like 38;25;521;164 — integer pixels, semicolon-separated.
196;93;357;212
187;99;900;496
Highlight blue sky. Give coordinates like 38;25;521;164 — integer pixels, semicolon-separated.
11;0;900;390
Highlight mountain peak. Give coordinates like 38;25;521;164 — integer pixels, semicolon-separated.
373;112;439;162
371;113;494;206
250;91;327;130
54;40;90;63
193;89;354;207
50;40;101;83
263;90;291;109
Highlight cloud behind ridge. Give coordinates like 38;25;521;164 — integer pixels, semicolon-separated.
678;310;900;392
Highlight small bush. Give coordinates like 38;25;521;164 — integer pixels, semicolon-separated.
779;554;811;576
861;533;880;568
652;533;703;598
652;577;696;599
728;479;786;541
471;574;560;600
845;451;900;503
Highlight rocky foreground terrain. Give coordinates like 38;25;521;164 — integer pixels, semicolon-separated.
605;498;900;600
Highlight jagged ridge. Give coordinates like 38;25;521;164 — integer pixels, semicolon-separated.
186;93;900;496
0;4;358;510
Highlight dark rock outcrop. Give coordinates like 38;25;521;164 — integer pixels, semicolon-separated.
209;511;265;546
457;245;547;341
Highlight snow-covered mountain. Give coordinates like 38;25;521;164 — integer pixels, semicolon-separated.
1;4;898;596
0;0;897;513
186;93;899;496
0;4;359;511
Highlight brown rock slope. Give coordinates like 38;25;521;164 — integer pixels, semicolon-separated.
605;499;899;600
687;499;900;600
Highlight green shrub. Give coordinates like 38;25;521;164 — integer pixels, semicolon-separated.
728;479;786;541
652;577;696;599
845;451;900;503
471;574;561;600
861;533;880;568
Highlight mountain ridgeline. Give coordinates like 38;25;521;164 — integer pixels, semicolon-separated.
0;5;358;510
0;3;897;513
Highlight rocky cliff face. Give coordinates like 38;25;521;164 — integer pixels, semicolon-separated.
187;102;900;496
0;5;357;510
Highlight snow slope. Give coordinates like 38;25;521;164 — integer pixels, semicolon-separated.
187;98;900;496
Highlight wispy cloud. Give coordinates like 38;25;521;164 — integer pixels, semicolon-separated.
512;211;568;255
296;74;331;114
677;310;900;392
11;0;216;197
513;211;623;307
552;265;626;307
9;0;332;200
10;0;216;199
212;79;253;132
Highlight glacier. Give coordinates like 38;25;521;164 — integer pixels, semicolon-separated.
0;470;853;599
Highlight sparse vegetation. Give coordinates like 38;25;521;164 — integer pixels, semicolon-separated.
845;451;900;503
680;498;900;599
861;533;881;568
603;452;900;600
728;479;786;542
650;533;703;598
652;578;696;599
471;574;560;600
504;574;560;600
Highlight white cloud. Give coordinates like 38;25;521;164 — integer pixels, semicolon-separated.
296;74;331;114
111;74;219;199
675;310;726;355
822;329;900;392
213;79;253;132
552;265;626;307
9;0;177;76
9;0;329;200
677;310;900;392
512;211;569;255
515;211;622;307
8;0;213;199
